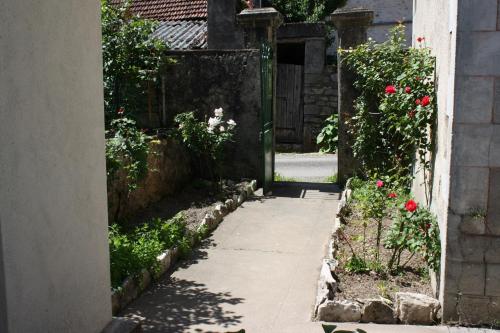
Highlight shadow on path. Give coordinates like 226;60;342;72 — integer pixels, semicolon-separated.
123;239;245;333
267;181;342;200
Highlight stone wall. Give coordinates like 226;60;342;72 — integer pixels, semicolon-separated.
107;138;191;223
413;0;500;325
162;49;263;182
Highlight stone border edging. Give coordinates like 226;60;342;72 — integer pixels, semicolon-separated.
314;179;441;325
111;180;258;315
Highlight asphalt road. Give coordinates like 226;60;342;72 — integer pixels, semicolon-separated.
275;152;338;183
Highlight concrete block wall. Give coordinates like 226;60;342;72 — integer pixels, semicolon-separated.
413;0;500;325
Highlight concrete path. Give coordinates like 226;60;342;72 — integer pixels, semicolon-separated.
122;183;341;332
275;153;337;183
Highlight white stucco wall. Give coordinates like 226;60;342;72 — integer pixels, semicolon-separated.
0;1;111;332
346;0;413;43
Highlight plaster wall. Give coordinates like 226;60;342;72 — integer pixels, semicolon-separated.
413;0;500;324
0;1;111;332
346;0;413;43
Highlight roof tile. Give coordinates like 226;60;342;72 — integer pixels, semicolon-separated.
110;0;207;21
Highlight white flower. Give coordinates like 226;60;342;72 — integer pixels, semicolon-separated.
219;126;225;132
214;108;224;117
208;127;214;134
208;117;221;129
227;119;236;127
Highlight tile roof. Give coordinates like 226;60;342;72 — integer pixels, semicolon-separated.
110;0;207;21
153;20;207;49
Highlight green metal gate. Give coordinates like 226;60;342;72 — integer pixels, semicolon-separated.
261;41;274;194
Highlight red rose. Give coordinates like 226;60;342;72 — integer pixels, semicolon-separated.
417;37;425;43
376;180;384;188
405;87;411;94
415;99;421;105
405;200;418;212
408;110;416;118
388;192;397;199
385;85;397;94
421;96;431;107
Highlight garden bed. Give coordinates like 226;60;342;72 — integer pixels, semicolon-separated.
110;179;257;315
315;179;441;325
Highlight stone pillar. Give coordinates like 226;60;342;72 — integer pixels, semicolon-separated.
207;0;244;49
328;8;373;185
0;1;114;332
237;8;283;183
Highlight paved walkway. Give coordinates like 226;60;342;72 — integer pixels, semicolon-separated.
122;183;340;332
122;182;498;333
275;153;337;183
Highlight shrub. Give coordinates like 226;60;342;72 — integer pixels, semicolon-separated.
174;108;236;183
108;213;192;289
385;199;441;271
340;26;436;187
316;113;338;153
264;0;347;22
101;0;169;121
105;117;151;191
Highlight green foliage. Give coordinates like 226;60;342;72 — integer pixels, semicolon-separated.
274;172;297;182
385;203;441;271
265;0;347;22
174;108;236;182
317;113;339;153
106;117;151;191
109;213;191;289
345;256;369;274
340;26;436;186
101;0;169;120
325;173;337;183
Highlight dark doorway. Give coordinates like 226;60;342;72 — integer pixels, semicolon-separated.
276;42;305;145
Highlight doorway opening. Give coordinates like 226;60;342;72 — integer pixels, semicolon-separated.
272;41;338;185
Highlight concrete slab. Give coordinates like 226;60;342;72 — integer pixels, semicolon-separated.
121;183;339;332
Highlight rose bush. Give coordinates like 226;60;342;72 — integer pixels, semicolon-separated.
340;25;436;188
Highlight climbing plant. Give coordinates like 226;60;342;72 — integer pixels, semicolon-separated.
340;26;436;188
264;0;347;22
101;0;169;122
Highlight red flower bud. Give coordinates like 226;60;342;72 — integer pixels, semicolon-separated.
385;85;397;94
376;180;384;188
405;199;418;212
415;99;421;105
405;87;411;94
408;110;416;118
117;107;125;115
388;192;397;199
417;37;425;43
421;95;431;107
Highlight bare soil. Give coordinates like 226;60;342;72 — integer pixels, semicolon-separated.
335;204;433;301
123;180;248;232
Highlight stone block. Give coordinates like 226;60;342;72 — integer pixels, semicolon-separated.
225;199;236;211
485;237;500;263
457;32;500;76
460;215;487;235
453;125;492;167
360;298;396;324
395;292;440;325
490;127;500;167
457;295;493;325
454;76;494;124
449;262;486;295
304;39;325;74
486;264;500;296
449;166;489;215
316;300;362;322
487;169;500;235
495;78;500;124
458;0;498;31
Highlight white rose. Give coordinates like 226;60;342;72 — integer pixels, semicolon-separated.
214;108;224;117
208;117;221;128
219;126;225;132
227;119;236;127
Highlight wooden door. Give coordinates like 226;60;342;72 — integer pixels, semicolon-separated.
276;64;303;144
